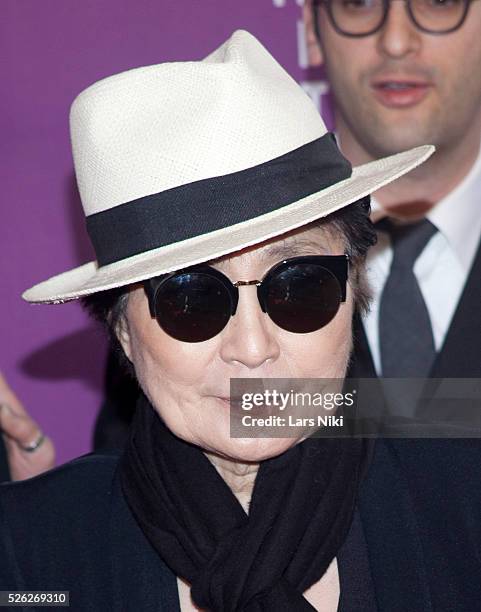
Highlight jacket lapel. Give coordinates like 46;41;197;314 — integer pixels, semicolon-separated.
352;235;481;380
359;440;433;612
430;236;481;378
109;464;181;611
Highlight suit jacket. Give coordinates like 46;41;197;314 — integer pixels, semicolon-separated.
2;446;481;611
0;438;9;483
350;236;481;381
350;237;481;611
0;452;377;612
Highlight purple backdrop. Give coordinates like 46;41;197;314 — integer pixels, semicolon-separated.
1;0;330;466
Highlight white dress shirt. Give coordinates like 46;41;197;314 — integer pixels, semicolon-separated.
363;144;481;375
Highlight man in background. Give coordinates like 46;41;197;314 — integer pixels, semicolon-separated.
304;0;481;607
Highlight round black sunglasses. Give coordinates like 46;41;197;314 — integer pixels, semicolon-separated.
143;255;349;343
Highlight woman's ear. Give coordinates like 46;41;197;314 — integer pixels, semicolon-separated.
303;0;324;67
115;312;133;363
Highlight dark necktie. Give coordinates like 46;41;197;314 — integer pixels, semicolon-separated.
378;218;438;379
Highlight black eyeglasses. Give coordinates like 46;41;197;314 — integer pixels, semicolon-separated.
313;0;476;37
143;255;349;343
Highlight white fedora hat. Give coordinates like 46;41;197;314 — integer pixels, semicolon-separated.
23;30;433;304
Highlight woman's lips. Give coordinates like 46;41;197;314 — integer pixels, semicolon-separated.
371;80;432;108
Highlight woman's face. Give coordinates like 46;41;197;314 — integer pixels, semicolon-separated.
118;225;354;462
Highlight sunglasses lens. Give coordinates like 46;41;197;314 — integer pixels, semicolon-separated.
264;264;342;333
154;272;232;342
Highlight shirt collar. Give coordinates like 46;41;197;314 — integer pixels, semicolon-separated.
426;142;481;271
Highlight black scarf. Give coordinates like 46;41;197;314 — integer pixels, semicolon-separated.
120;393;371;611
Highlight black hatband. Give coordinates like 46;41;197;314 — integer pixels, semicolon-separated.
86;133;352;266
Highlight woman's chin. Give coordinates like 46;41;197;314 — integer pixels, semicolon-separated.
203;435;300;464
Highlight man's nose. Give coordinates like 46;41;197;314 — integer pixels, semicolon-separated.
377;1;421;59
219;286;280;370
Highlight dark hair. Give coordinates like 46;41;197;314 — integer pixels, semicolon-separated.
317;195;376;314
82;284;134;376
81;196;376;375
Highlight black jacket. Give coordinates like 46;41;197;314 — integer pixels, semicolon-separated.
350;235;481;381
0;438;9;483
0;451;378;612
2;444;481;611
348;237;481;612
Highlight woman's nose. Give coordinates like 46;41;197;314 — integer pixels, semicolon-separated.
219;286;280;370
377;1;421;59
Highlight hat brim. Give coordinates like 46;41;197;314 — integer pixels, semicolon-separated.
23;145;433;304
